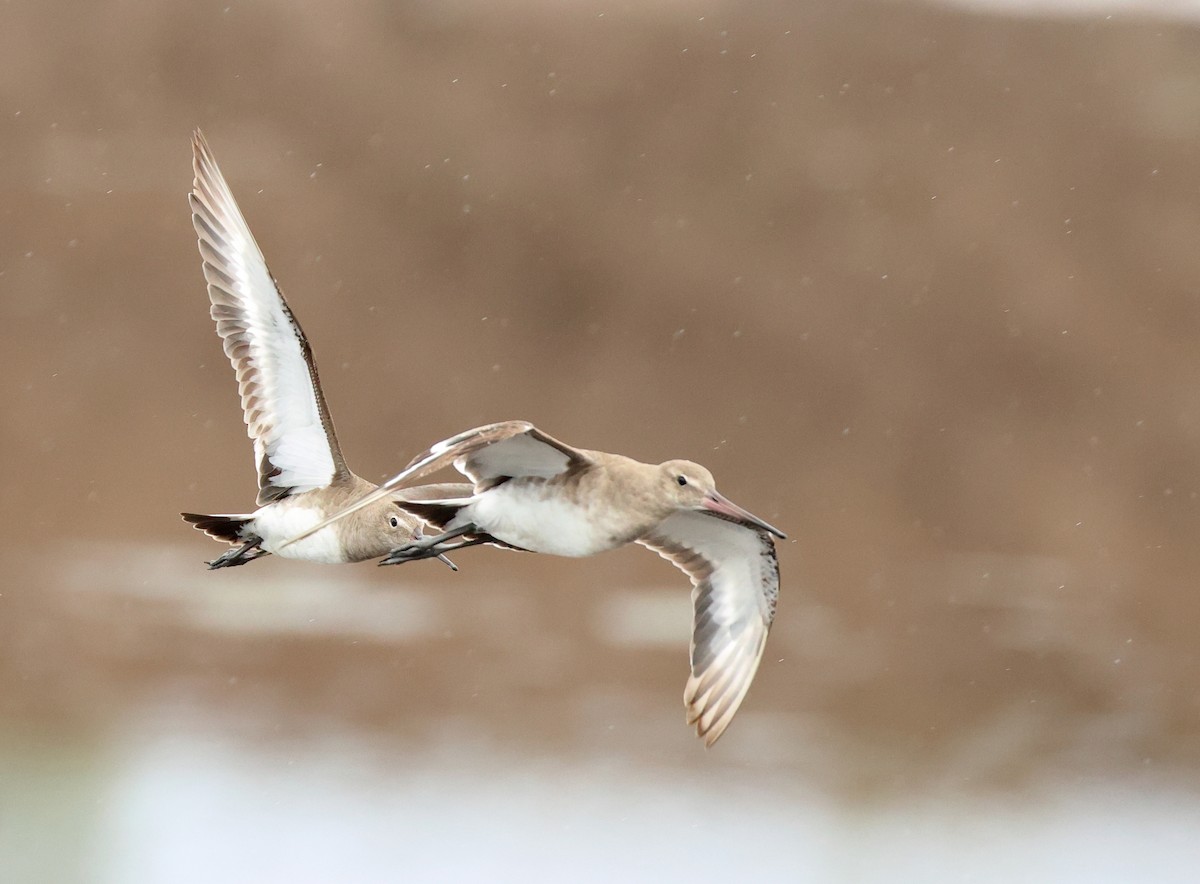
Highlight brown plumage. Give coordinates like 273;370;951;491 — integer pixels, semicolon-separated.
284;420;785;745
182;130;471;568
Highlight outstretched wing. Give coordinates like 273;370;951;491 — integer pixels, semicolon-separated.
638;510;779;747
190;129;349;504
280;421;590;547
446;421;587;487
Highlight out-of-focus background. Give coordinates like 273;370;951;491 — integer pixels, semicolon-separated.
3;0;1200;880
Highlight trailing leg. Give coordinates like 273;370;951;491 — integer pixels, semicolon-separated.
206;537;268;569
379;523;488;566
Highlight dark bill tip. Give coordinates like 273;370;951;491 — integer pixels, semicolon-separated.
702;492;787;540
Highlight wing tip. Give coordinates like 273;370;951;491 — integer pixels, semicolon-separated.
421;419;538;463
689;705;735;748
191;128;216;181
684;648;763;748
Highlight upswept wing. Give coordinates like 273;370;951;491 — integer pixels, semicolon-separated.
449;422;586;486
191;129;348;503
281;421;589;547
638;510;780;746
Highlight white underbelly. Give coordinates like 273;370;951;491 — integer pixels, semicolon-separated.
252;503;347;564
465;484;615;557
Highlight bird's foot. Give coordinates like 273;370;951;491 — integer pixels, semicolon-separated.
206;538;267;569
379;524;483;568
378;541;451;567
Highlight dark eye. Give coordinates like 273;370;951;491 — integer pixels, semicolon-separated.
677;475;688;486
389;515;400;528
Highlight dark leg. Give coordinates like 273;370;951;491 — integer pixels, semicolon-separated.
206;537;268;569
379;523;490;567
381;536;495;567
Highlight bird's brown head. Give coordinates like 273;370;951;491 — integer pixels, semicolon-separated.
335;499;423;562
659;459;787;540
382;502;420;544
659;459;718;507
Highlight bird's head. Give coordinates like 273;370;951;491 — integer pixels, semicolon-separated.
658;459;786;539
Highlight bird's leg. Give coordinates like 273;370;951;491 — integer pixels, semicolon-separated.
379;523;483;567
381;537;493;567
206;537;268;569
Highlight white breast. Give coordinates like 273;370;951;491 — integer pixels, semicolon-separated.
465;483;616;557
252;501;348;564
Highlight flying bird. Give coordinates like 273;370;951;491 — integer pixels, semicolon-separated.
284;420;785;744
181;130;470;569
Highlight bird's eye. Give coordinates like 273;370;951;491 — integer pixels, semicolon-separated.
389;516;400;528
677;475;688;486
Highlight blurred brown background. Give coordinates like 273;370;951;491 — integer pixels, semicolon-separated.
3;0;1200;880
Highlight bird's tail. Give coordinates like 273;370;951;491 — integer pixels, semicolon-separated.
393;483;474;531
394;499;464;532
181;512;253;544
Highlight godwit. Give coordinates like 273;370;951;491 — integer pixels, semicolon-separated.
181;130;469;568
285;420;785;744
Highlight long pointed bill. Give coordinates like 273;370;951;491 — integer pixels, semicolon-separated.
701;492;787;539
280;428;485;551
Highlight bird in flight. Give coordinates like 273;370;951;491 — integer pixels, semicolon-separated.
284;420;785;744
181;130;469;569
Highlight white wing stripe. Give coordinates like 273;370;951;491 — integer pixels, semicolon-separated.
278;421;567;550
190;132;339;502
